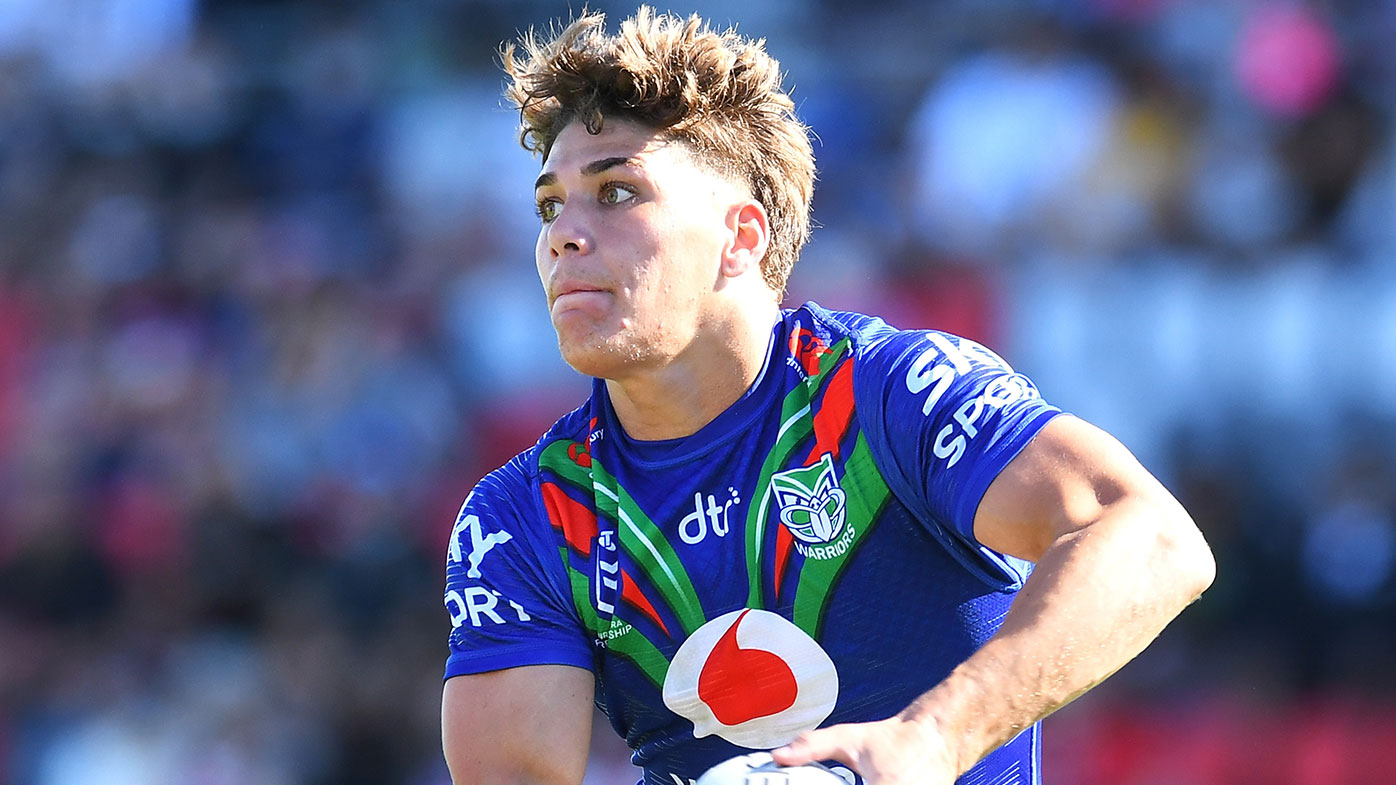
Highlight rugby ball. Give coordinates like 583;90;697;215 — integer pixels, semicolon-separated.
695;752;849;785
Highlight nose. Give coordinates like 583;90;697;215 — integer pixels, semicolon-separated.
546;205;593;260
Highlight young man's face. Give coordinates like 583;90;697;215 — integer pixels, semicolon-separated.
533;117;748;379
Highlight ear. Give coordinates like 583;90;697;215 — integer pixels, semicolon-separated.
720;200;770;280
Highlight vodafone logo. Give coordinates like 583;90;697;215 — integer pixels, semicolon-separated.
662;609;838;749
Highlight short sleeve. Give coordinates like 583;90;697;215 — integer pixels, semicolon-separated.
854;328;1062;583
443;458;595;679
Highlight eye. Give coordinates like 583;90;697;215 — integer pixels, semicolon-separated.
599;182;637;205
536;198;561;223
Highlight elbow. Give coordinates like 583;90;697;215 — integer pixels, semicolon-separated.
1156;501;1216;606
1192;523;1217;597
1178;528;1216;605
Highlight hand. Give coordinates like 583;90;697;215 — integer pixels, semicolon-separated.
771;717;959;785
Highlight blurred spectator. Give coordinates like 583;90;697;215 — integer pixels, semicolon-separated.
907;16;1121;257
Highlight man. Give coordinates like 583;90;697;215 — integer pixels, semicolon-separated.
441;8;1214;785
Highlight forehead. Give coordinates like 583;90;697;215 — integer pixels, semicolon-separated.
541;119;688;179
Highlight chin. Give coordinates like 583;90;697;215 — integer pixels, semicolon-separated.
556;334;652;380
556;337;621;379
558;349;612;379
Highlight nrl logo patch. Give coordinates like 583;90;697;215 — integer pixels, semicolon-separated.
771;454;847;546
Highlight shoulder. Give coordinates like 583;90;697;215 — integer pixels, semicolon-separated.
789;301;1011;377
773;302;897;384
446;402;598;597
787;301;900;351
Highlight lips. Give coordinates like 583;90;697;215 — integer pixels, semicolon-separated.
555;285;606;299
550;280;611;314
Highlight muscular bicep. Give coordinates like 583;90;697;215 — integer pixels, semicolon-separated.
443;665;595;785
973;415;1186;563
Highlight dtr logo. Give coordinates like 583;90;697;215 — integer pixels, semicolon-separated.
662;609;838;749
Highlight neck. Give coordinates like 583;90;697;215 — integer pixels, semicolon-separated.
605;303;779;441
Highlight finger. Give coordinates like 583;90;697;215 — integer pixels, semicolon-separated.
771;727;860;768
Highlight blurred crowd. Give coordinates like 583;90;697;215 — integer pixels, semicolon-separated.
0;1;1393;783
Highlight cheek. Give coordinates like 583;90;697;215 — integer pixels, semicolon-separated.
535;231;551;284
662;215;725;287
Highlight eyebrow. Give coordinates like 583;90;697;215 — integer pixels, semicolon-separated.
534;156;640;191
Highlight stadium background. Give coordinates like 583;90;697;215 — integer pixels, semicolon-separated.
1;0;1394;782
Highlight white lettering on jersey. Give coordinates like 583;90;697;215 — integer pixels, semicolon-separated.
678;488;741;545
904;334;1037;469
905;333;971;415
933;423;965;467
445;590;468;628
449;513;514;579
444;587;532;628
505;597;532;622
596;530;618;615
464;587;504;626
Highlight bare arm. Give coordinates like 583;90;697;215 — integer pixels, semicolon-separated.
905;414;1215;772
443;665;595;785
774;415;1215;782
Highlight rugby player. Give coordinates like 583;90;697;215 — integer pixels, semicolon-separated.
440;8;1215;784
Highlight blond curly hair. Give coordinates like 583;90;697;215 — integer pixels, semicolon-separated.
502;6;815;295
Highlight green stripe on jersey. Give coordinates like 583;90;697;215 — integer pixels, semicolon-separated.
591;460;707;637
744;338;851;608
603;623;670;688
559;547;603;638
790;434;891;635
538;439;591;489
560;546;669;687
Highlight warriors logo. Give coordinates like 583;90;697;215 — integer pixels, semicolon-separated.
662;609;839;749
770;455;847;546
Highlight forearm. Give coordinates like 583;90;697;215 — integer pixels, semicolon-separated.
899;494;1215;775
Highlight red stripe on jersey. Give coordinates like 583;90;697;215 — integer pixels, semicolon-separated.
773;358;856;601
621;569;671;638
805;359;855;465
541;481;597;557
773;522;794;601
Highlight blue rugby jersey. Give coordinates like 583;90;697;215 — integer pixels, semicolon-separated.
443;303;1062;785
